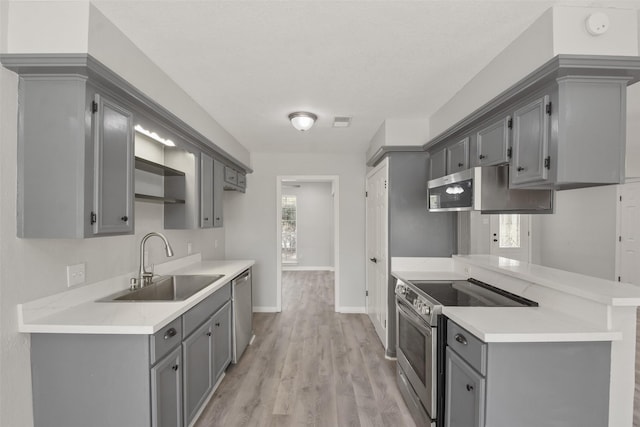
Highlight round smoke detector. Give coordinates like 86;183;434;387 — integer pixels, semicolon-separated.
585;12;610;36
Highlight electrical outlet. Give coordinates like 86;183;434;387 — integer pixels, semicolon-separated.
187;242;193;255
67;263;85;287
214;239;218;249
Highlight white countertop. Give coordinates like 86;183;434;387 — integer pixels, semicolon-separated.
442;307;622;343
18;257;254;335
391;256;625;343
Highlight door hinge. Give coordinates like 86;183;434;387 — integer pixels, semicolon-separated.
619;236;622;242
620;195;623;202
365;191;368;198
90;211;97;225
365;290;369;297
618;276;621;282
384;319;387;328
384;180;387;189
507;118;513;129
546;102;552;116
544;156;551;170
91;101;98;114
507;147;512;159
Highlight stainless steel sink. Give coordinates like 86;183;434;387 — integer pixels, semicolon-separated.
99;274;224;302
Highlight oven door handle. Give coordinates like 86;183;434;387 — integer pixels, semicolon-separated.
396;299;432;336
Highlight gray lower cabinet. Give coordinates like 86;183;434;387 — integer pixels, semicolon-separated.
212;301;232;378
444;319;611;427
30;284;232;427
475;116;510;167
17;76;134;238
152;347;183;427
183;319;214;426
445;348;485;427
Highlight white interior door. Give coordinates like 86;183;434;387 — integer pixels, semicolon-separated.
618;182;640;285
489;214;531;262
366;160;388;347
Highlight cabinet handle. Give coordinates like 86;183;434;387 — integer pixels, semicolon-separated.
206;332;212;337
466;384;474;392
164;328;177;340
458;162;464;167
172;364;179;371
216;217;220;221
121;216;128;222
369;257;377;263
454;333;468;345
517;166;525;172
215;322;221;327
204;217;209;221
479;154;486;160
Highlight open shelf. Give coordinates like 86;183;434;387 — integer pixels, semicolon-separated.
135;193;186;204
135;157;185;177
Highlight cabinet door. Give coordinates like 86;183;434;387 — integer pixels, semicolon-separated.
151;347;183;427
476;117;510;166
224;166;238;186
445;348;485;427
200;153;214;228
182;320;214;426
237;173;246;189
447;137;470;174
92;93;134;235
511;95;550;186
429;150;447;180
213;159;224;228
212;301;232;380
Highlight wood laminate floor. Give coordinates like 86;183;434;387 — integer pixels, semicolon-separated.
195;270;417;427
635;308;640;426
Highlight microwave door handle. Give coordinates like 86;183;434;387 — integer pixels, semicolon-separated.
397;300;432;336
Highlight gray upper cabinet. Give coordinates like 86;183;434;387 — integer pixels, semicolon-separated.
510;95;550;187
151;347;183;427
476;116;510;167
17;76;134;238
213;159;224;227
200;153;214;228
429;149;447;180
93;94;134;235
224;167;238;186
446;137;470;174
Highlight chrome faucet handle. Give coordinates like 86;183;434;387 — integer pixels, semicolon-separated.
129;278;139;290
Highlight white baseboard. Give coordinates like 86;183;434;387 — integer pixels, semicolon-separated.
338;306;366;314
253;306;279;313
282;266;335;271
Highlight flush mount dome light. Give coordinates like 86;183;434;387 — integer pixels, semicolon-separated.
288;112;317;132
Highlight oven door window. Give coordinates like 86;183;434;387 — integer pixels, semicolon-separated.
398;308;431;386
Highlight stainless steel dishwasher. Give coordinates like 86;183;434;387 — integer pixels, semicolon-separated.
232;268;253;363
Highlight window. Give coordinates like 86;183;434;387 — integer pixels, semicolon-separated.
282;195;297;262
499;214;520;248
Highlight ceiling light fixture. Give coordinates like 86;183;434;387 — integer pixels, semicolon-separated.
134;124;176;147
288;112;317;132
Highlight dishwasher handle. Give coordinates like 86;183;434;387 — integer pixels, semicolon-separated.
233;269;251;284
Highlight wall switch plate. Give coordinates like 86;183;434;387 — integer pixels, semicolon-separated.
67;263;85;287
214;239;218;249
187;242;193;255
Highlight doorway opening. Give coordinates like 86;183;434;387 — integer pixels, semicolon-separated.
489;214;531;262
276;176;339;312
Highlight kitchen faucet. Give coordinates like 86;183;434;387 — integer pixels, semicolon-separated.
136;232;174;288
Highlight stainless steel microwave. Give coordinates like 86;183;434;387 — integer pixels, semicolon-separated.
427;166;553;213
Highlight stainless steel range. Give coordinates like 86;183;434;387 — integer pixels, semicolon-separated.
394;277;537;427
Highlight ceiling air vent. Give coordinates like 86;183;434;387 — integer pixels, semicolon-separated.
333;116;352;128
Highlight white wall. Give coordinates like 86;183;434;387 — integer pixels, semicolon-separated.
224;152;366;311
366;117;429;163
0;63;225;427
430;6;638;138
282;182;334;269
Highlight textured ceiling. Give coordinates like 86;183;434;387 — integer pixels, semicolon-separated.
93;0;640;155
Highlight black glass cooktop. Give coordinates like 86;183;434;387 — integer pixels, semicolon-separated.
408;278;537;307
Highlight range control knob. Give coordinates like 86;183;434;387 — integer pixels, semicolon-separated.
396;284;406;295
421;305;432;316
